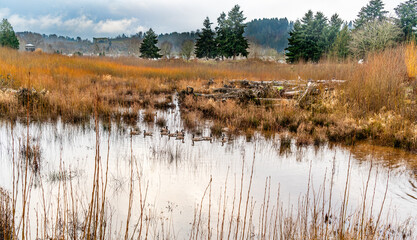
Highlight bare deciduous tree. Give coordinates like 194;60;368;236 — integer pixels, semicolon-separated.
350;19;402;58
180;40;194;60
160;41;173;59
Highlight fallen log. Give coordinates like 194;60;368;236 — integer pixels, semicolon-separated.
282;90;304;97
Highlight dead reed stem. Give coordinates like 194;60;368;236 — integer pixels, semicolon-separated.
195;177;212;240
241;145;256;240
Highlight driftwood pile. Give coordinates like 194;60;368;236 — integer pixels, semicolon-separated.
183;79;346;108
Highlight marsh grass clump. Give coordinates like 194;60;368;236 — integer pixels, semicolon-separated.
143;109;155;123
0;188;12;240
182;111;198;129
62;112;90;124
312;127;327;146
20;140;42;173
122;110;138;125
210;122;223;137
156;117;167;127
279;133;292;153
16;88;41;107
296;132;313;147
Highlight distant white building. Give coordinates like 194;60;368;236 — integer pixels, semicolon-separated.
25;44;35;52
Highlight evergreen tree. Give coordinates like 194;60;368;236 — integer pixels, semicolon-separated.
215;5;249;59
298;10;314;61
195;17;217;59
354;0;388;29
330;24;352;59
286;10;343;63
0;19;19;49
139;28;162;59
395;0;417;40
226;5;249;59
327;14;344;50
309;12;329;62
215;12;229;59
285;21;304;63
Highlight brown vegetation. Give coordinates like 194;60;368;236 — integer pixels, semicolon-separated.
179;45;417;152
1;51;416;238
0;44;416;151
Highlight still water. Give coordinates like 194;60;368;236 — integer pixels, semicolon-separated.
0;107;416;238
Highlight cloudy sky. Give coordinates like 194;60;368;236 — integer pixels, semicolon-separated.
0;0;404;39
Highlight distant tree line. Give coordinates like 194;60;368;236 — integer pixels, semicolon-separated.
245;18;293;52
286;0;417;63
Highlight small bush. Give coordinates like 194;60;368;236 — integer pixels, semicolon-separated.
156;117;167;127
210;123;223;136
143;109;155;123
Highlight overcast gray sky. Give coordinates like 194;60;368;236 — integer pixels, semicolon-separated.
0;0;404;38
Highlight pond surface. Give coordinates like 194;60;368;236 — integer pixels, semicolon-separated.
0;106;417;238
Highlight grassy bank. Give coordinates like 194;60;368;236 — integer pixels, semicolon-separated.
0;44;416;151
180;45;417;151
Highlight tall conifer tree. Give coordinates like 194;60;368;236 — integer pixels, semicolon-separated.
0;19;19;49
395;0;417;39
215;5;249;59
195;17;217;59
226;5;249;59
354;0;388;29
216;12;229;59
139;28;162;59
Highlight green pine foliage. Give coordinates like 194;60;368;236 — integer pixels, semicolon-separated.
395;0;417;40
226;5;249;59
330;25;352;59
285;11;343;63
285;21;304;63
0;19;19;49
195;17;217;59
215;12;229;59
214;5;249;59
354;0;388;29
327;14;344;51
139;28;162;59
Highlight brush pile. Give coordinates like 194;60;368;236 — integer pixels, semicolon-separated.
181;78;346;108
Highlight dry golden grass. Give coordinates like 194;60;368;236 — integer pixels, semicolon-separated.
2;46;416;238
406;41;417;79
178;44;417;151
0;43;416;150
